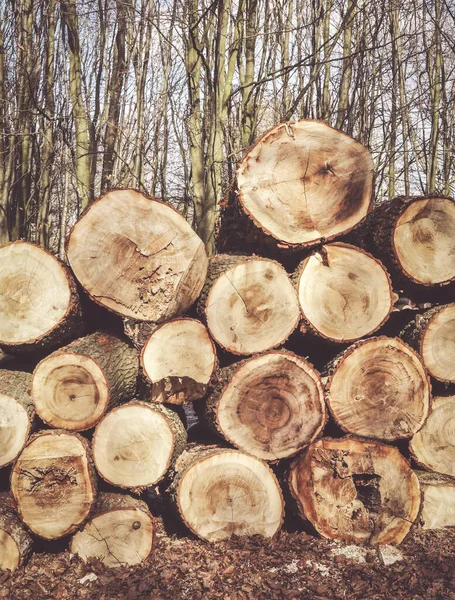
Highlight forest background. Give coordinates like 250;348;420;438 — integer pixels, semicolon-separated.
0;0;453;255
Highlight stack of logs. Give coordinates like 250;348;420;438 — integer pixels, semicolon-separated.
2;120;455;571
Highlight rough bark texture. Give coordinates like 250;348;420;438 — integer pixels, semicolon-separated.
416;471;455;530
31;332;139;431
0;493;33;571
10;430;97;540
0;241;84;355
205;351;326;460
66;189;208;322
289;437;421;545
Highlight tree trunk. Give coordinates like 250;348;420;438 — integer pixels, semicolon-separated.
0;494;33;571
197;254;300;355
410;396;455;478
0;369;34;468
10;430;97;540
289;437;421;545
416;471;455;530
325;337;430;441
31;332;138;431
70;492;155;567
92;400;186;492
294;243;393;343
400;304;455;383
218;120;373;253
168;445;284;541
141;318;217;405
206;351;326;461
66;189;208;322
0;241;83;355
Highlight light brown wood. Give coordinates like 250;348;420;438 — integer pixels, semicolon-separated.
31;332;138;431
0;370;34;468
410;396;455;477
237;120;373;247
0;241;83;354
10;430;96;540
326;337;431;441
206;351;326;460
172;445;284;542
67;189;208;321
70;493;154;567
141;318;216;404
289;437;421;545
295;243;393;342
0;495;33;571
93;400;187;490
416;472;455;530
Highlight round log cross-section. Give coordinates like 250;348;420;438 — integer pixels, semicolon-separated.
289;437;421;545
326;337;430;441
172;446;284;541
0;496;33;571
141;319;217;404
236;120;373;248
0;241;83;354
295;243;393;342
67;189;208;321
10;430;96;540
410;396;455;478
206;352;326;460
93;401;187;490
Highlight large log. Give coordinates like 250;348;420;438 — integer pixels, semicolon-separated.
0;370;34;468
410;396;455;477
70;492;155;567
92;400;187;491
289;437;421;545
294;243;393;342
416;471;455;530
401;304;455;383
169;445;284;541
0;494;33;571
31;332;138;431
206;351;326;460
10;430;96;540
0;241;83;355
217;120;373;253
197;255;300;355
66;189;208;321
326;337;431;441
141;318;217;404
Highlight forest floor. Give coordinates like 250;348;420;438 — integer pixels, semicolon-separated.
2;518;455;600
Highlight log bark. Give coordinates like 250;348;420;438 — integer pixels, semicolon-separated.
10;430;97;540
31;332;139;431
169;444;284;541
206;351;326;460
141;318;217;405
294;243;393;342
0;241;83;355
326;336;431;441
289;437;421;545
217;120;373;252
197;254;300;355
92;400;187;491
416;471;455;530
66;189;208;321
0;493;33;571
401;304;455;383
410;396;455;477
0;370;34;468
70;492;155;567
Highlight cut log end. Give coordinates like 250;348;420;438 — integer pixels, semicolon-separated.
417;472;455;530
176;448;284;541
327;337;430;441
296;243;393;342
210;352;326;460
421;304;455;382
393;197;455;285
237;120;373;247
0;394;31;468
67;189;208;321
206;257;300;355
289;438;421;545
141;319;216;404
0;508;33;571
10;431;96;540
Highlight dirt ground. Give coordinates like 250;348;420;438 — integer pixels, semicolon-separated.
2;518;455;600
